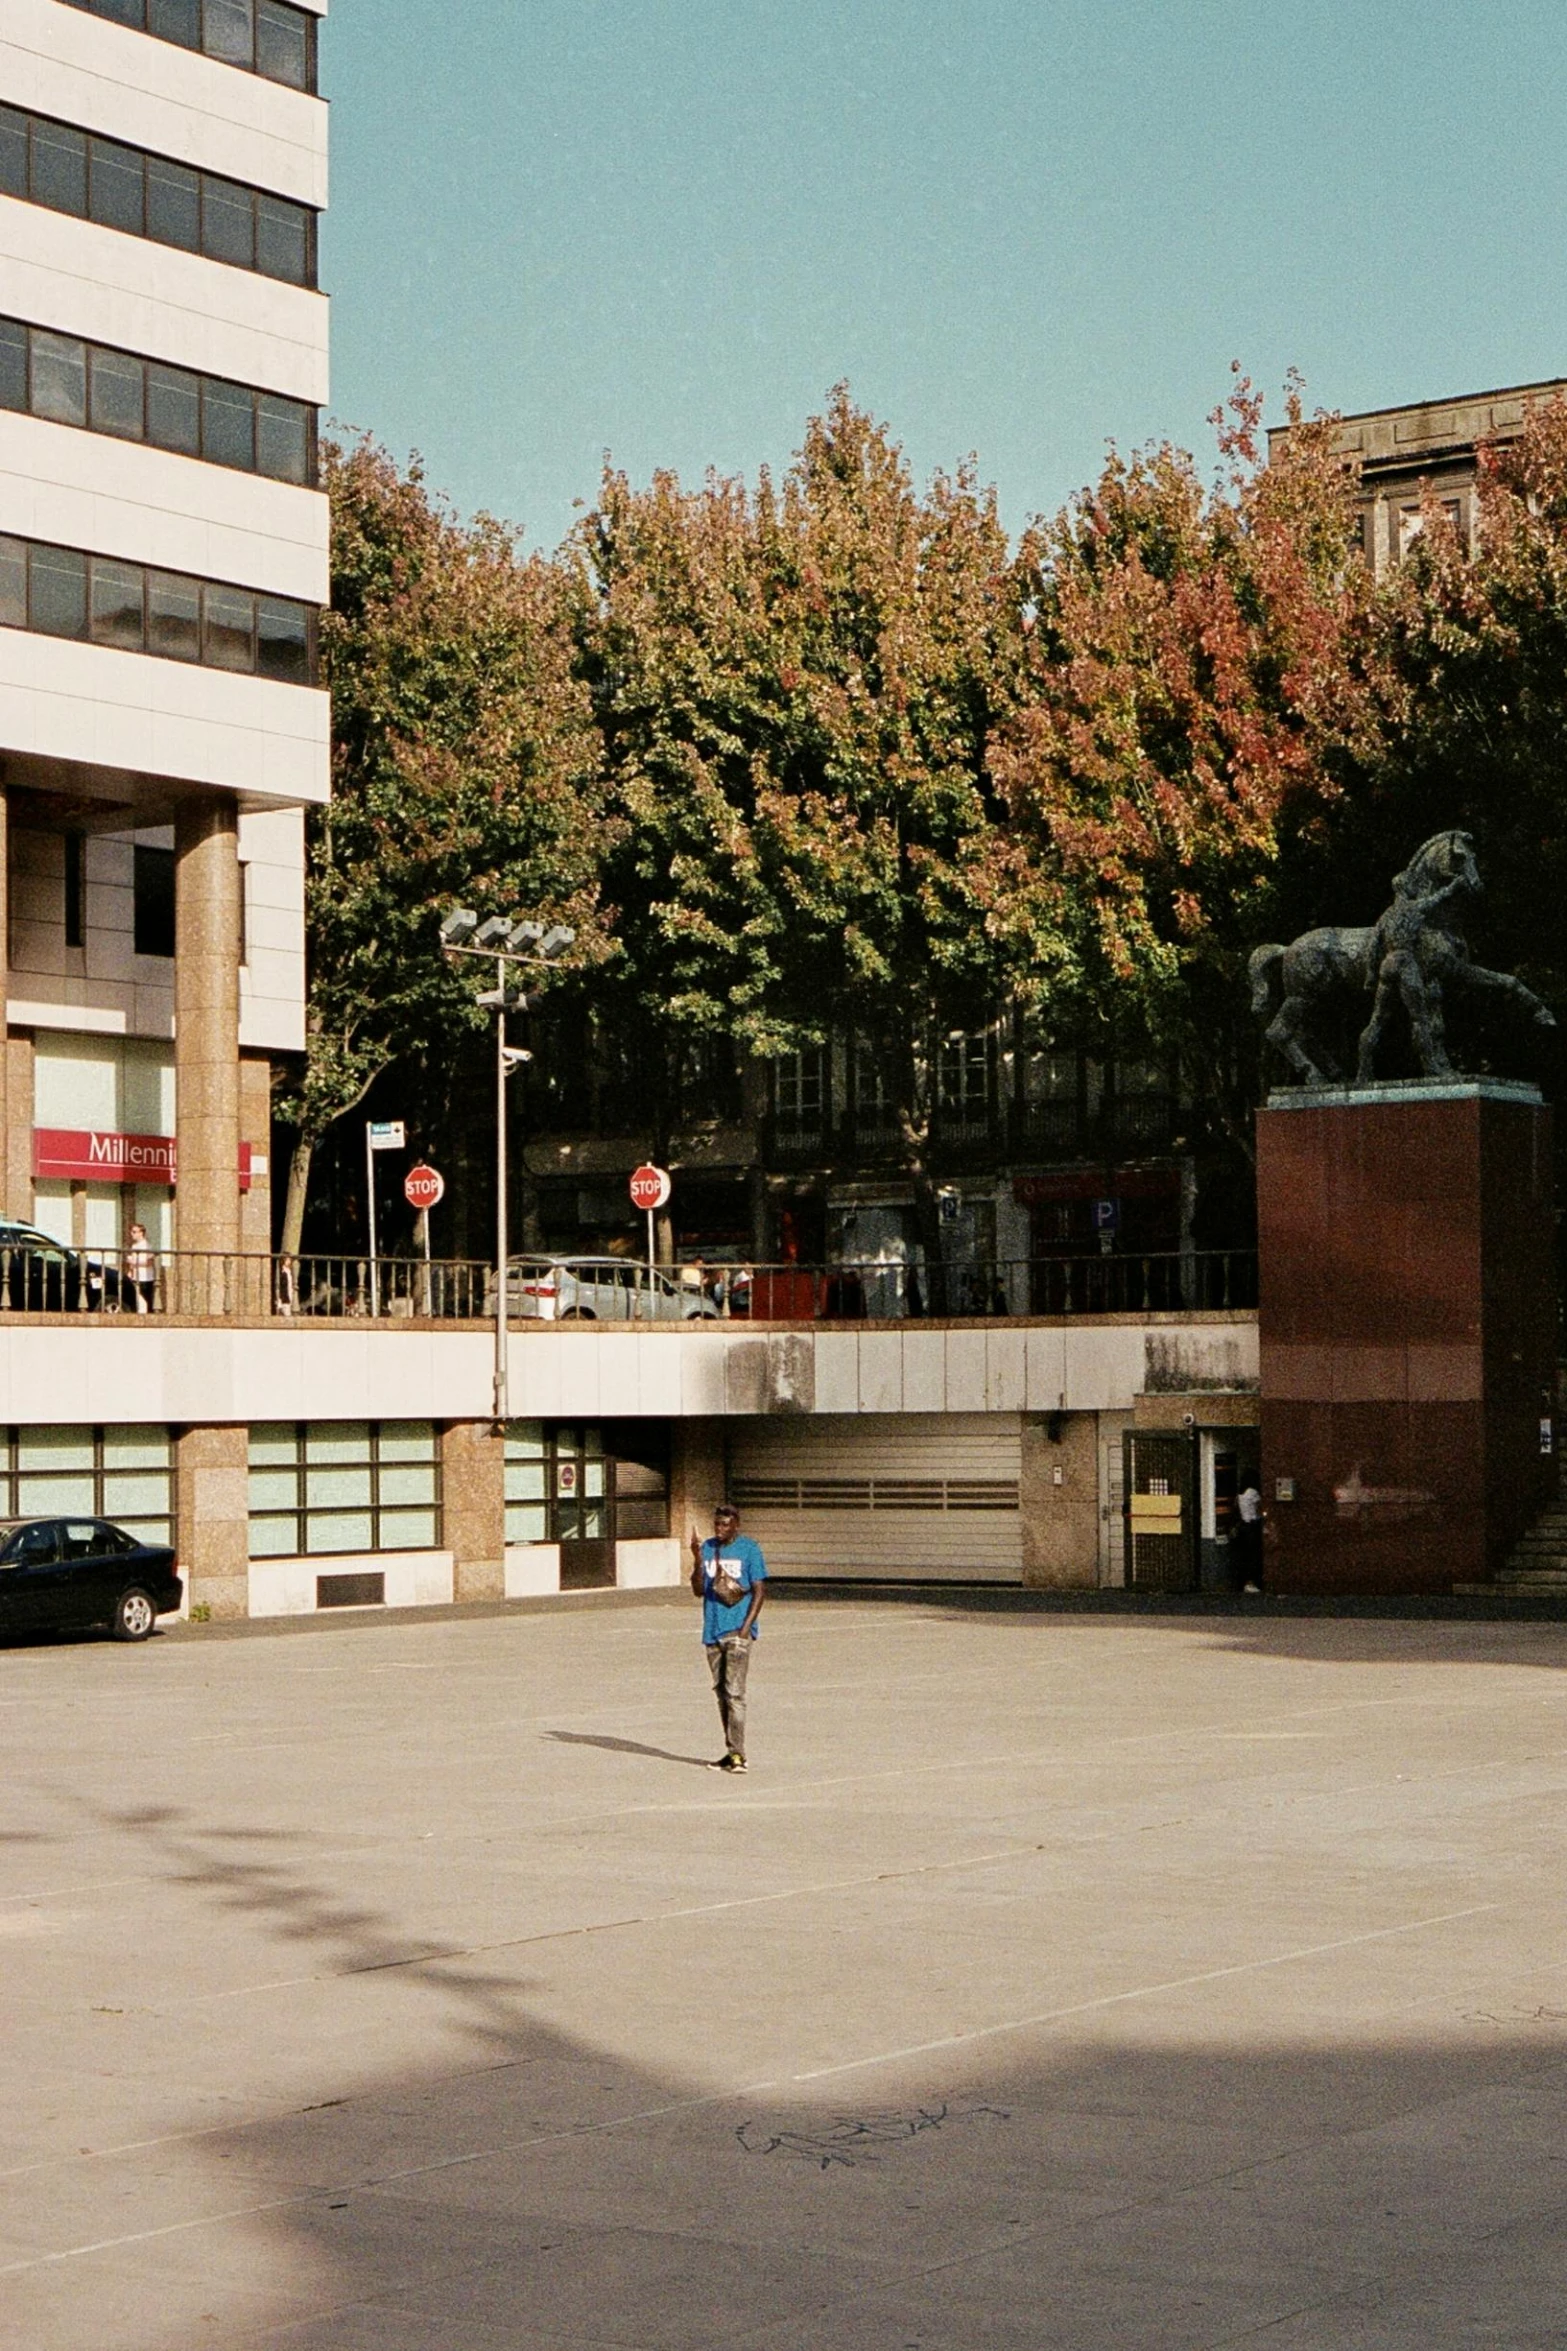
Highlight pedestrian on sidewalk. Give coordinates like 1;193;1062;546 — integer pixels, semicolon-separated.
1236;1480;1264;1591
689;1502;766;1773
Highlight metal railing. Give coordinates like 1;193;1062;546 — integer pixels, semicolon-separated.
0;1245;1257;1325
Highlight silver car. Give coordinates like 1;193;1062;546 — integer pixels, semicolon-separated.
508;1257;719;1322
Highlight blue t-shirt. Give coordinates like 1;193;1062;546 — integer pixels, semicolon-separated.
700;1534;766;1642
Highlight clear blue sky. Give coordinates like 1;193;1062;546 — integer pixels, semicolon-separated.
322;0;1567;552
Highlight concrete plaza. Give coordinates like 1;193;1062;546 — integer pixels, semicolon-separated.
3;1594;1567;2350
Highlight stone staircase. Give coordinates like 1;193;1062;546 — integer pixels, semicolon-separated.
1456;1459;1567;1596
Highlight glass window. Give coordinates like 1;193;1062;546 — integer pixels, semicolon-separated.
29;545;88;639
97;0;147;24
255;195;308;285
248;1424;299;1467
305;1465;372;1509
89;346;145;440
380;1465;437;1506
247;1424;443;1560
201;177;254;269
149;0;201;46
776;1048;825;1121
0;110;27;202
17;1429;93;1474
103;1427;170;1471
133;845;176;958
256;394;309;484
256;598;309;684
256;1;310;88
90;558;145;653
201;379;254;470
0;538;24;630
32;332;88;429
88;139;145;236
380;1423;437;1462
202;582;254;671
146;158;200;251
0;322;25;412
147;570;201;662
305;1425;371;1465
147;364;200;455
204;0;255;65
32;123;89;217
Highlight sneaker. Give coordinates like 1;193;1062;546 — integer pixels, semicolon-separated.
721;1752;746;1773
1243;1583;1261;1595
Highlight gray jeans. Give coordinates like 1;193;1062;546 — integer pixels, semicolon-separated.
706;1634;752;1760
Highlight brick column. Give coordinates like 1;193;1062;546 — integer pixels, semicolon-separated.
175;797;241;1257
175;1424;249;1620
441;1420;506;1601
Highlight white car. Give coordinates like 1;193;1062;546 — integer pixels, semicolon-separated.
508;1257;719;1322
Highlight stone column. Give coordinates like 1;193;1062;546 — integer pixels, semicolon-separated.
0;786;9;1219
174;797;241;1259
669;1417;726;1553
1020;1412;1100;1589
175;1423;249;1620
440;1420;506;1602
238;1053;273;1258
5;1032;32;1223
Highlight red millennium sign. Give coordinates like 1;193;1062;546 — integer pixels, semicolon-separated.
32;1129;253;1190
629;1163;672;1213
404;1163;445;1211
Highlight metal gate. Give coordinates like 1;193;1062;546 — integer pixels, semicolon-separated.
728;1415;1023;1580
1123;1429;1197;1591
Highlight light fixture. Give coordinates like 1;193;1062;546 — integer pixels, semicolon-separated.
507;919;544;951
472;915;511;950
540;924;577;958
439;907;478;947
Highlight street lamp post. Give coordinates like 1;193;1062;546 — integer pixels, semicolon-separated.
440;911;576;1428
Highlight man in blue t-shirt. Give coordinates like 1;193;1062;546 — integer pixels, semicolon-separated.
688;1501;766;1773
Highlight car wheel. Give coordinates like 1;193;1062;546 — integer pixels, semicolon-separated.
111;1587;158;1642
559;1308;597;1320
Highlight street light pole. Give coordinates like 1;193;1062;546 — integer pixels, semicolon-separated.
439;910;577;1434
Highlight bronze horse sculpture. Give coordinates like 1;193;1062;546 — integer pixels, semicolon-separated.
1249;829;1555;1085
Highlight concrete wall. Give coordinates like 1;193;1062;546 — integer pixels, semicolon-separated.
0;1313;1260;1428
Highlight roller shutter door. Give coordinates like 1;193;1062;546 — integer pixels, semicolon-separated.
727;1414;1022;1581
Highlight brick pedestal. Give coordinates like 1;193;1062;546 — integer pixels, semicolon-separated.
1257;1082;1556;1595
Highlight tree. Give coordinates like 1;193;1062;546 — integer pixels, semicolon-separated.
562;387;1039;1273
989;372;1386;1156
277;438;606;1257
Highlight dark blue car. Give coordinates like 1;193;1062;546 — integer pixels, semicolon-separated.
0;1519;181;1640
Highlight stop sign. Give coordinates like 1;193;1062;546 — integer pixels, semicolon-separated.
404;1163;445;1211
629;1163;672;1213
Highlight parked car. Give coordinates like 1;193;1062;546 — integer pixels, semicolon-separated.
0;1221;124;1312
508;1256;720;1322
0;1518;181;1641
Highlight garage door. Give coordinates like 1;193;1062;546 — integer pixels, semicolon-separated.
727;1414;1022;1581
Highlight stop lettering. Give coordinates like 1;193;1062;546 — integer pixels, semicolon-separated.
629;1164;671;1212
404;1163;445;1211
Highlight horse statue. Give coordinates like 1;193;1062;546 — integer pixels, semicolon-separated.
1249;829;1556;1085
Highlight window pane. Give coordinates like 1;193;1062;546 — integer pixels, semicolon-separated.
0;537;25;629
0;322;25;413
88;139;145;235
255;196;308;284
378;1422;436;1461
249;1423;298;1466
18;1475;94;1514
119;1518;172;1548
103;1426;171;1470
306;1511;373;1555
147;158;200;250
505;1464;547;1501
505;1421;547;1459
305;1466;372;1509
304;1424;370;1464
256;1;310;88
203;0;255;65
90;558;146;653
132;844;175;956
201;177;254;268
379;1510;437;1551
0;110;27;201
32;123;89;217
18;1429;93;1473
148;570;200;662
147;364;200;455
89;346;146;439
248;1515;297;1557
247;1468;296;1511
256;598;309;683
32;332;87;428
201;379;254;470
97;0;146;24
505;1503;548;1543
149;0;201;45
256;394;309;483
203;582;254;670
379;1465;437;1507
29;545;88;639
102;1471;170;1517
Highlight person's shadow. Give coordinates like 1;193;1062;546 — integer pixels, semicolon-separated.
544;1730;712;1770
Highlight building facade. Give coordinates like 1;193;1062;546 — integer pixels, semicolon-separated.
0;0;328;1259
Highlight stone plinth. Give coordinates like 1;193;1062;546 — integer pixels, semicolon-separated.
1257;1081;1556;1595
